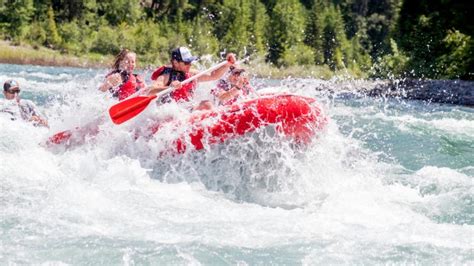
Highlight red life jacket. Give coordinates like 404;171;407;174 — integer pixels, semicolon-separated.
107;71;144;100
151;66;196;102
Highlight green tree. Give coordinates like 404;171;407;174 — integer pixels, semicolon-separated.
131;20;169;64
371;38;408;78
220;0;251;55
188;15;219;57
25;21;46;46
144;0;192;21
305;0;326;64
436;30;474;79
81;0;99;28
320;4;348;70
346;32;372;71
281;43;315;66
98;0;142;26
267;0;306;65
247;0;269;56
31;0;49;21
3;0;34;43
91;23;120;54
58;20;81;53
366;0;402;58
45;5;61;48
398;0;473;79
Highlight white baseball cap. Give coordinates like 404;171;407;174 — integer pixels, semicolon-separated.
171;47;198;63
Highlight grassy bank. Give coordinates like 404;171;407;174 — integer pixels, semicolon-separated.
0;41;363;79
0;41;112;68
246;57;365;79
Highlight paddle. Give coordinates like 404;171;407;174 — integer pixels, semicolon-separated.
109;60;229;124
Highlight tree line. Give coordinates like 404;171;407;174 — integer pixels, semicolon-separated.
0;0;472;79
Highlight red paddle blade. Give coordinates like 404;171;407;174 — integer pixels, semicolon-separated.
109;95;157;124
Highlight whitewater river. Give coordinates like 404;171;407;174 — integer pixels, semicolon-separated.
1;63;472;264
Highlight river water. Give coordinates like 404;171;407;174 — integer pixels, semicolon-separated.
1;64;472;264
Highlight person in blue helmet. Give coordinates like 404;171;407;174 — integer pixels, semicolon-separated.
0;80;48;127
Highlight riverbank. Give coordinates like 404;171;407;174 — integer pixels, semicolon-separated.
0;41;363;79
310;79;474;106
2;41;472;106
0;41;112;68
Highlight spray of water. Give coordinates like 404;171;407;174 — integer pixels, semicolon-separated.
0;64;472;264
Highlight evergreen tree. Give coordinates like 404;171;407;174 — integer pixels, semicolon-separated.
248;0;269;56
98;0;142;26
1;0;473;79
145;0;191;21
267;0;306;65
398;0;474;79
45;5;61;48
188;15;219;56
3;0;34;43
220;0;251;55
82;0;98;27
31;0;49;21
305;0;326;64
366;0;402;58
58;20;81;53
320;4;348;70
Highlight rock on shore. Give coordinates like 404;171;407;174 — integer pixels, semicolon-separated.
308;79;473;106
370;79;474;106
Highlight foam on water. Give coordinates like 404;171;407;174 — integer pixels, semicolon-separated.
0;64;472;264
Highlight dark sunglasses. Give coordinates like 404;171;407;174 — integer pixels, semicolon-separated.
6;89;20;94
182;61;192;65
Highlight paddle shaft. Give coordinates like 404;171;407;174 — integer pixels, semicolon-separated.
154;60;228;99
153;56;249;99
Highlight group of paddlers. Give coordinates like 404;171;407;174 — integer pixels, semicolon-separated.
100;47;254;110
0;47;254;127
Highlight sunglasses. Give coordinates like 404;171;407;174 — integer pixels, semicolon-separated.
6;89;20;94
181;61;192;65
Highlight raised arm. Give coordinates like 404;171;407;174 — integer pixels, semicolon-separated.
99;73;122;92
197;53;236;82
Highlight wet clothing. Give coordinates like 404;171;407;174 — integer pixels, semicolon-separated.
211;79;253;106
151;66;196;102
106;70;145;100
0;99;43;122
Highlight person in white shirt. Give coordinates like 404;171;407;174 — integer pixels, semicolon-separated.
0;80;48;127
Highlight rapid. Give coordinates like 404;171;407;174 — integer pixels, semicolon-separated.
1;63;472;264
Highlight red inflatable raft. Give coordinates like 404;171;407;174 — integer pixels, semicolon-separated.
46;94;326;152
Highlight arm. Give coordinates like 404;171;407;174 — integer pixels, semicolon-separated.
99;73;122;92
20;100;49;127
216;87;241;104
29;115;49;127
147;74;171;95
196;53;236;82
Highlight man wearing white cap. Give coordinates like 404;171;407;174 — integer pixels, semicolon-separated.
149;47;236;103
0;80;48;127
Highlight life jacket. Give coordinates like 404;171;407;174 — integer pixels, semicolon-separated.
151;66;196;102
107;71;144;100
